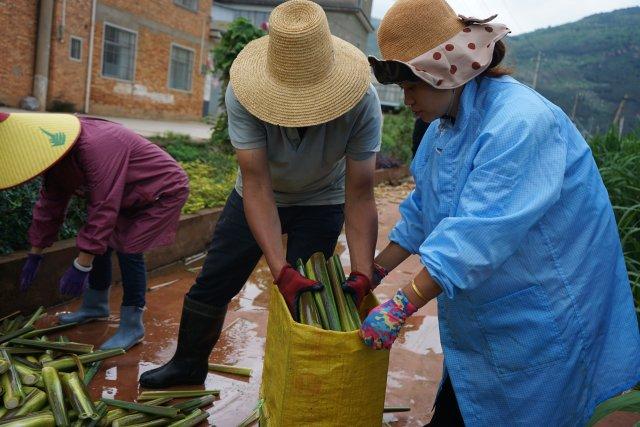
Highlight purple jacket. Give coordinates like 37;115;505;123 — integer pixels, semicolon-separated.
28;117;189;255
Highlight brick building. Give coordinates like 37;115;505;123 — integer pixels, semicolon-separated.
0;0;211;120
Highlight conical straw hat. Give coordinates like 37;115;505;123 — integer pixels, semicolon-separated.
230;0;371;127
0;112;81;190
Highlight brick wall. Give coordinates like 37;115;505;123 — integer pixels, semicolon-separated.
88;0;210;120
47;0;92;112
0;1;38;107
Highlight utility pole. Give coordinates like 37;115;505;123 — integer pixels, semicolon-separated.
612;94;628;126
532;51;542;90
571;92;581;120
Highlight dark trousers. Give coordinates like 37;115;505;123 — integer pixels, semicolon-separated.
187;190;345;307
89;247;147;307
425;376;465;426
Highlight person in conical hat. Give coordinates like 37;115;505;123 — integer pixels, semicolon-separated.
1;112;189;350
359;0;640;425
140;0;384;388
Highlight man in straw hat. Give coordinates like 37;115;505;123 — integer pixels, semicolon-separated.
140;0;384;388
1;113;189;350
358;0;640;425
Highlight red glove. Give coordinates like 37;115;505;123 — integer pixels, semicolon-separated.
342;272;372;308
275;265;323;321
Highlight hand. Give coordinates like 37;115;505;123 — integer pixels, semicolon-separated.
59;264;90;296
20;253;44;291
342;272;373;308
372;263;388;288
359;289;417;350
275;265;323;321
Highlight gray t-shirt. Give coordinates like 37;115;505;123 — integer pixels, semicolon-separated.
226;83;382;206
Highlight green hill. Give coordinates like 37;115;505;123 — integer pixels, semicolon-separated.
367;8;640;134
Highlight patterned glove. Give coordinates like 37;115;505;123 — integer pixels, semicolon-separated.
20;253;44;291
59;263;90;296
275;265;323;321
359;289;417;350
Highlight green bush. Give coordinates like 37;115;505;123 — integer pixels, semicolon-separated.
381;107;415;165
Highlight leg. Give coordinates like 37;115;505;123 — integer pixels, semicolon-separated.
424;376;465;427
100;252;147;350
140;190;264;388
58;248;113;324
284;203;345;265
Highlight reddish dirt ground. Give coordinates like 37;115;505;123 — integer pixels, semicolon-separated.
36;181;639;426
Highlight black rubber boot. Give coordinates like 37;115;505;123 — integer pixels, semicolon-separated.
139;295;227;389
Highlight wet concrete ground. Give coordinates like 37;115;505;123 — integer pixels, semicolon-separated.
38;181;639;426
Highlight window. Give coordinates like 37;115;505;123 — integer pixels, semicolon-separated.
69;37;82;61
102;24;136;81
169;45;194;91
174;0;198;12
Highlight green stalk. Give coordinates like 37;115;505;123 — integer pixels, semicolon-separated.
83;361;103;385
13;362;39;386
0;407;7;419
22;307;44;329
42;366;69;426
1;373;20;409
237;408;259;427
20;323;79;339
332;255;361;327
10;338;93;354
0;411;55;426
13;356;40;370
99;399;178;418
172;395;215;413
43;348;125;370
136;390;219;400
166;409;207;427
207;363;252;377
128;418;173;427
86;401;108;427
0;326;35;345
5;388;48;418
308;253;342;331
383;406;411;413
99;408;129;427
61;372;97;420
296;260;323;328
1;351;25;409
112;412;156;426
0;311;20;324
0;358;8;374
303;259;330;329
38;352;53;365
326;259;356;331
0;348;42;355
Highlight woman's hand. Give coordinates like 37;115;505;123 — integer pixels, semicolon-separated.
359;289;417;349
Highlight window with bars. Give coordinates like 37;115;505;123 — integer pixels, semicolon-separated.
169;45;194;91
102;24;136;81
70;37;82;61
174;0;198;12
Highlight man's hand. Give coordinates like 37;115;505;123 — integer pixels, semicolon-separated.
275;265;323;320
342;272;373;308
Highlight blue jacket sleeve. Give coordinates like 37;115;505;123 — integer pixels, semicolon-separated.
421;104;567;298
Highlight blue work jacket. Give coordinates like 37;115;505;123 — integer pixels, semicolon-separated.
389;76;640;426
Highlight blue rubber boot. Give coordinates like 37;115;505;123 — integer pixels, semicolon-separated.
58;288;110;324
100;306;145;351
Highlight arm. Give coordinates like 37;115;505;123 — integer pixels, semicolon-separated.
236;147;287;278
345;155;377;279
28;183;72;251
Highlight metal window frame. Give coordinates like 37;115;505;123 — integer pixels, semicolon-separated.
100;21;138;82
69;36;83;61
168;42;196;93
174;0;199;12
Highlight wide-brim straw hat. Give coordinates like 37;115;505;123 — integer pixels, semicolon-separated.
0;112;81;190
369;0;510;89
230;0;371;127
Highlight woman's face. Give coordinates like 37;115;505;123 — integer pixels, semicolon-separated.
400;80;454;123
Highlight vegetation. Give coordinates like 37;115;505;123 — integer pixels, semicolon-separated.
380;108;415;165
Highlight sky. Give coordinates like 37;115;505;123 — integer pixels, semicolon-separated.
371;0;640;35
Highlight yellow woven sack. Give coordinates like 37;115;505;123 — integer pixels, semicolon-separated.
260;285;390;426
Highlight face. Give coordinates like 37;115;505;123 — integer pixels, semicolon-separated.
400;80;453;123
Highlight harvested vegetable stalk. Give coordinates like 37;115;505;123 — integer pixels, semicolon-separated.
326;258;356;331
112;412;156;426
83;361;103;385
22;307;44;329
237;408;260;427
296;260;323;328
0;327;35;345
61;371;98;420
13;362;39;386
43;348;125;370
308;253;342;331
10;338;93;354
20;323;79;339
166;409;208;427
42;366;69;427
1;351;25;409
0;358;8;374
383;406;411;413
99;399;178;417
99;408;129;427
136;390;219;400
303;259;331;329
0;410;55;427
86;401;108;427
5;388;48;418
172;395;215;413
126;418;173;427
208;363;252;377
1;372;20;410
332;255;362;327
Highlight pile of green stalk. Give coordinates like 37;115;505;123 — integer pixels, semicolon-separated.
296;253;362;331
0;308;217;426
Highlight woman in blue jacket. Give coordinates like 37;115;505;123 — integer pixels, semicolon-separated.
361;0;640;425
